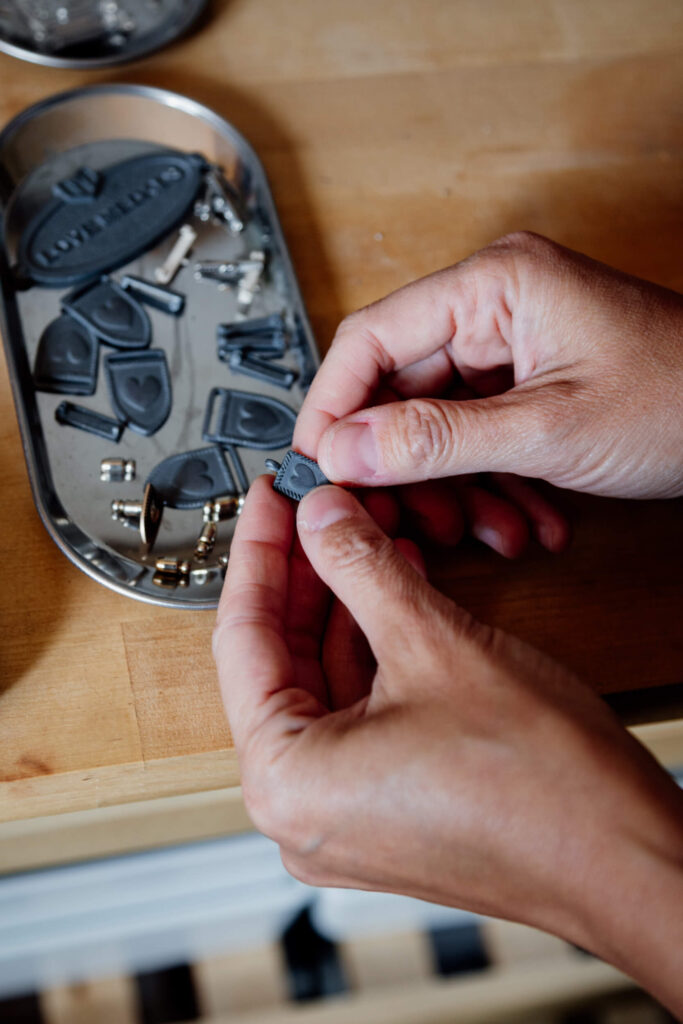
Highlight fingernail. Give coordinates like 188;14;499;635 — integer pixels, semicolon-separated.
321;422;378;482
298;485;358;532
474;525;505;555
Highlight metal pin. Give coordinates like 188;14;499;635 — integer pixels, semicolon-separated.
194;259;244;285
152;572;178;590
111;483;162;551
194;521;217;560
205;168;245;234
111;498;142;520
153;557;191;590
194;167;245;234
202;494;245;524
218;553;229;572
194;253;265;288
154;224;197;286
237;251;266;313
101;457;136;483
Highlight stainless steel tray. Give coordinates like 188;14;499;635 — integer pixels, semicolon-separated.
0;84;319;608
0;1;208;69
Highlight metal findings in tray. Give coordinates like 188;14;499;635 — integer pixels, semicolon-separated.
0;85;320;608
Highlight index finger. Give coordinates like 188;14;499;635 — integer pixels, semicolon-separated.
292;257;512;456
212;476;297;751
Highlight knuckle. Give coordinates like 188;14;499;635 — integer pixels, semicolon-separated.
388;398;459;471
240;759;297;847
522;378;589;445
332;313;394;375
487;230;555;260
240;770;282;841
321;518;395;578
483;231;566;285
280;850;328;888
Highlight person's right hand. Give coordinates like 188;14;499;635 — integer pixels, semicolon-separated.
294;232;683;501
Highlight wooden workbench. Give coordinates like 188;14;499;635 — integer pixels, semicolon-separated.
1;0;682;872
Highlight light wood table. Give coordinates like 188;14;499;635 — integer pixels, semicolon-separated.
1;0;682;872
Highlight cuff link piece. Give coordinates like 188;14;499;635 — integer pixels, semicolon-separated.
266;450;329;502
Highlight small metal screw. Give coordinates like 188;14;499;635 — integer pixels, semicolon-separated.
194;521;217;560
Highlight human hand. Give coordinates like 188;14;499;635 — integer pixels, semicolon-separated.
214;477;683;1014
294;232;683;501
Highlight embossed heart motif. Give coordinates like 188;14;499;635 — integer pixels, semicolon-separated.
125;374;161;410
52;333;89;366
175;458;214;497
93;295;134;331
239;400;278;438
289;463;316;491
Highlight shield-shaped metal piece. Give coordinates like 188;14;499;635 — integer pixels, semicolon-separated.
104;349;172;436
34;314;99;395
269;450;329;502
202;387;296;450
63;277;151;349
146;447;236;509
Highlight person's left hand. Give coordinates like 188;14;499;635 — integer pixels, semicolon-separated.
213;477;683;1002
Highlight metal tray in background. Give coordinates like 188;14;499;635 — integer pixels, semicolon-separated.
0;1;208;69
0;84;319;609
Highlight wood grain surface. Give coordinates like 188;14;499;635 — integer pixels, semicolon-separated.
1;0;682;826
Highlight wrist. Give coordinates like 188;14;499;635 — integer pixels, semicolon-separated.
569;772;683;1015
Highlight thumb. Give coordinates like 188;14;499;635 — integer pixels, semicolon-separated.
316;392;550;486
297;485;442;665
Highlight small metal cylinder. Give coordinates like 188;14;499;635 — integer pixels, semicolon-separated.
155;556;181;575
194;521;217;560
203;494;244;523
101;458;136;483
111;498;141;520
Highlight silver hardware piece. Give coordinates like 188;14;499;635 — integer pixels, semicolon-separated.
193;259;244;285
100;457;136;483
153;556;191;589
194;167;244;234
237;250;265;314
202;494;245;524
194;520;217;560
194;251;265;294
154;223;197;285
218;552;229;571
111;482;162;550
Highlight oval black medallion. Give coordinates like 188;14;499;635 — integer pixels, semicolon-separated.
17;149;207;288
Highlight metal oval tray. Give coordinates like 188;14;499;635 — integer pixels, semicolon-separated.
0;1;208;69
0;84;319;608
